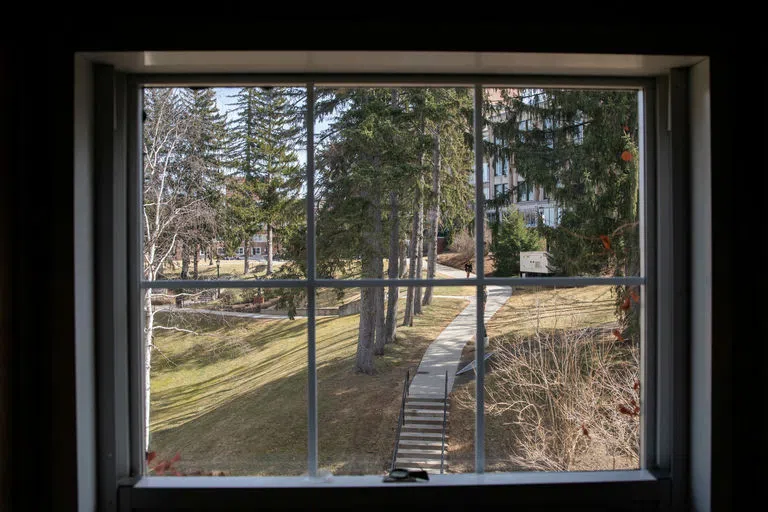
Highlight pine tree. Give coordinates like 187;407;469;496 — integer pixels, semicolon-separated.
491;208;541;276
226;87;304;275
491;88;641;335
179;88;227;278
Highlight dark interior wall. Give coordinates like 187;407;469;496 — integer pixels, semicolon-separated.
0;44;11;511
2;22;757;510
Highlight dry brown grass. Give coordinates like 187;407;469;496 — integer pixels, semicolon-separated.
437;251;496;277
149;295;468;476
447;285;639;473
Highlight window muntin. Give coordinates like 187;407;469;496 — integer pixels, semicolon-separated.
137;82;649;480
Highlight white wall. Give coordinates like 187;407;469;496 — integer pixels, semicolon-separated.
73;54;97;512
689;58;711;512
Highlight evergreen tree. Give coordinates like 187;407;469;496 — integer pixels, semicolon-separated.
226;87;305;275
178;88;227;278
490;88;641;335
491;208;541;276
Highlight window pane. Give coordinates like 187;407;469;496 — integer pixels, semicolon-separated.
313;87;477;281
142;87;307;283
465;284;641;472
145;286;307;476
483;87;641;277
316;285;476;475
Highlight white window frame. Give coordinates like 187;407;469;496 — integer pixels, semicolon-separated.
89;69;697;510
237;247;244;256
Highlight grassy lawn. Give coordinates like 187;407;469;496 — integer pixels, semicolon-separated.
149;296;468;476
447;285;623;473
163;259;287;280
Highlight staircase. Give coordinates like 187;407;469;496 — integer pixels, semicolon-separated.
393;396;449;474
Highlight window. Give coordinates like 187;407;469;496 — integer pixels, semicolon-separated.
543;118;554;148
518;119;528;143
495;156;508;176
517;180;534;202
217;247;225;256
574;110;585;145
139;83;644;480
483;161;489;181
89;59;703;510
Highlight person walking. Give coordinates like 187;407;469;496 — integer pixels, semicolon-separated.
464;260;473;278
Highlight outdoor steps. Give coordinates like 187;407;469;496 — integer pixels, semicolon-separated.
395;397;450;473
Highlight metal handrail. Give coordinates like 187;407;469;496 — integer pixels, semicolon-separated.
440;370;448;474
390;368;410;471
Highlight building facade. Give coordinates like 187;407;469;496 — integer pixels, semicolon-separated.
478;88;562;228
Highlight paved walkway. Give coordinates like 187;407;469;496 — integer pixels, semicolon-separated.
407;263;511;398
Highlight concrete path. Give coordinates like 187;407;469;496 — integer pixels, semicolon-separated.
407;263;511;398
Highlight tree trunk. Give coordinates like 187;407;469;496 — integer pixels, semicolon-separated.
180;241;190;280
385;192;399;344
403;192;420;327
267;224;274;275
356;283;376;374
208;245;214;265
243;239;249;275
399;239;408;278
193;245;199;280
143;288;154;453
414;196;424;315
423;130;441;306
371;196;387;356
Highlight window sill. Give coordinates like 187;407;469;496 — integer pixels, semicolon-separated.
133;469;658;489
124;470;667;509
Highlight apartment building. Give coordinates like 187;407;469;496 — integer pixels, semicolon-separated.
477;88;562;228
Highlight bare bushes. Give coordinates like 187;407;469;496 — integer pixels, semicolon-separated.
456;326;639;471
449;225;493;262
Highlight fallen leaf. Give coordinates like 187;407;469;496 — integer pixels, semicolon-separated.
599;235;611;250
620;297;631;310
612;329;625;342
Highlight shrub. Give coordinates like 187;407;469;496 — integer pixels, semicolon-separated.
218;290;237;305
450;225;493;262
490;208;541;276
456;325;640;471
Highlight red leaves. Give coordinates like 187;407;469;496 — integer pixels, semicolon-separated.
612;329;625;342
581;423;591;439
630;289;640;304
619;400;640;417
621;150;632;162
599;235;611;251
633;379;641;391
620;296;631;311
148;452;181;476
146;452;227;476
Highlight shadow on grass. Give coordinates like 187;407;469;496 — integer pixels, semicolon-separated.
149;298;469;476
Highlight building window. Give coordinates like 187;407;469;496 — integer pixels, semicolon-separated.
255;247;261;255
518;120;528;143
217;247;225;256
495;156;508;176
517;180;534;202
237;247;244;255
483;161;489;181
